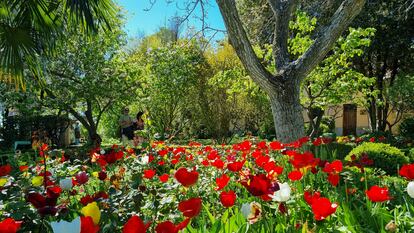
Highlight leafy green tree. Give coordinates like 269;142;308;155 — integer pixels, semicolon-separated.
200;42;273;142
288;12;376;136
216;0;366;142
133;39;207;140
0;0;117;88
350;0;414;132
37;21;139;141
387;74;414;130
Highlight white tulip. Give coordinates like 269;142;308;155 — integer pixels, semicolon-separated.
407;181;414;198
51;217;80;233
59;178;73;191
270;182;291;202
240;202;262;224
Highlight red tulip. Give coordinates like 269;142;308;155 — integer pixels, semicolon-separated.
207;150;219;160
366;185;392;202
46;186;62;199
227;160;245;172
241;174;272;197
288;171;303;181
215;174;230;191
0;164;12;176
269;141;283;150
123;215;151;233
155;221;177;233
80;216;99;233
159;174;169;183
75;172;89;185
220;191;236;208
158;149;168;156
174;168;199;187
304;191;321;205
327;173;340;186
27;192;46;209
290;151;319;169
80;195;94;206
0;218;22;233
400;164;414;180
19;165;29;172
178;197;202;218
155;218;190;233
212;159;225;169
323;160;343;173
311;197;338;221
143;169;156;179
262;161;284;176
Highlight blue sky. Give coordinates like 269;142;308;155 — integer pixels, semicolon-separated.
116;0;226;40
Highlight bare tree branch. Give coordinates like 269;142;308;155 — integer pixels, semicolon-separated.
294;0;366;78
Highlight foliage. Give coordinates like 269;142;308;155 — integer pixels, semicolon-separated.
38;18;139;140
350;0;414;132
0;115;70;148
0;0;118;88
132;39;207;139
399;117;414;141
388;74;414;114
345;142;408;174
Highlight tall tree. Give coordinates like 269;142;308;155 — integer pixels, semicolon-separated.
351;0;414;132
38;21;139;141
215;0;366;142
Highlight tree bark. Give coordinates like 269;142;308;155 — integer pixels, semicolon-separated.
216;0;366;143
268;79;304;142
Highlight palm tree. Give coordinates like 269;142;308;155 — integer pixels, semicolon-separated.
0;0;117;89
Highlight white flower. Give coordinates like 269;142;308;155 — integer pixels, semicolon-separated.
270;182;291;202
51;217;80;233
241;202;262;224
407;181;414;198
59;178;73;191
138;155;149;165
100;149;106;154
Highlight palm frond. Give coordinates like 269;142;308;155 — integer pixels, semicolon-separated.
0;0;118;89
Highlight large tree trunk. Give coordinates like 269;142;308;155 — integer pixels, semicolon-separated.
216;0;365;143
268;80;304;142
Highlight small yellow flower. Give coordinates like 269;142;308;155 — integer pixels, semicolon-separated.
92;172;99;178
0;178;8;186
81;202;100;225
32;176;44;186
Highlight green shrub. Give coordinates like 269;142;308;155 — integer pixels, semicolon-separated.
330;142;355;160
408;147;414;162
399;117;414;140
345;142;408;175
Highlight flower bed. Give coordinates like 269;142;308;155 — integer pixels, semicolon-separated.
0;137;413;232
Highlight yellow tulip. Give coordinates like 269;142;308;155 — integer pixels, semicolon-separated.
32;176;44;186
81;202;100;225
0;178;7;186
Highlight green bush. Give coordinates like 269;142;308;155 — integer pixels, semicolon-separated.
408;147;414;162
400;117;414;141
345;142;408;175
